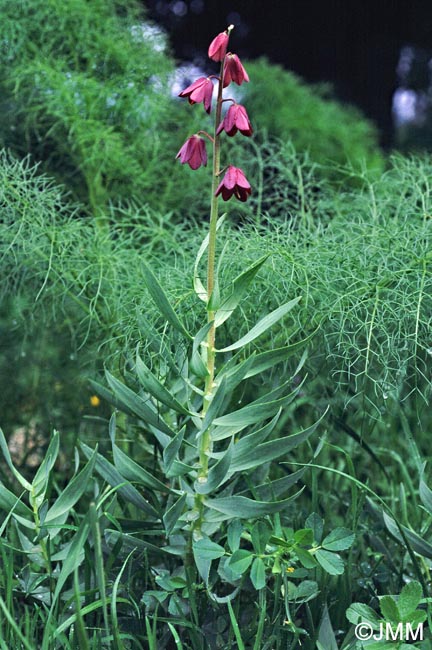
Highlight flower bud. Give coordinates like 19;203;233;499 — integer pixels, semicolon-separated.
208;31;229;61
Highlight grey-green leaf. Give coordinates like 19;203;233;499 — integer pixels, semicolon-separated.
218;297;301;352
142;262;191;338
44;449;97;529
193;215;226;302
243;330;318;380
81;443;159;518
0;483;33;519
163;427;184;473
194;443;233;494
231;411;326;472
112;444;170;493
105;371;175;438
205;491;303;519
0;427;32;491
214;256;268;327
136;356;192;415
163;493;187;536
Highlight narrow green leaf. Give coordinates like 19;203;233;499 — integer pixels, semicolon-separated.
225;410;281;453
231;411;326;472
382;510;432;559
136;356;192;415
31;431;60;508
142;262;191;338
201;376;228;434
112;443;170;493
205;491;303;518
214;256;268;327
105;371;175;438
108;413;171;493
193;215;226;302
419;474;432;516
0;483;33;519
317;605;338;650
213;380;301;433
218;297;301;352
0;595;35;650
190;322;212;378
217;353;257;394
322;527;354;552
80;443;159;518
243;329;319;379
0;427;31;491
251;469;305;501
104;529;165;555
163;493;186;535
44;449;97;531
250;557;266;590
168;623;184;650
163;427;184;473
212;403;282;442
227;600;246;650
49;515;91;617
195;443;233;494
315;549;344;575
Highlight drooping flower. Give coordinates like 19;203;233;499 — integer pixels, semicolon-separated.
215;165;251;202
178;77;214;113
176;135;207;170
217;103;253;137
208;31;229;62
223;53;249;87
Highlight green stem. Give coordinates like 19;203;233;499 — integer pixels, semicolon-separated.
198;57;225;476
194;36;232;537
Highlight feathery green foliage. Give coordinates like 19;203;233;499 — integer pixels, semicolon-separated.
242;57;384;180
0;0;204;219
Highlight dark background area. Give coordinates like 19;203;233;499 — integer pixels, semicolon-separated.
145;0;432;146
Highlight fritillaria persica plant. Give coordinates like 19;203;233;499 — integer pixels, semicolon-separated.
84;25;349;639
